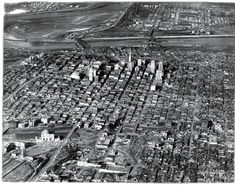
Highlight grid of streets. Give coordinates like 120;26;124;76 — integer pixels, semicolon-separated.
3;47;234;182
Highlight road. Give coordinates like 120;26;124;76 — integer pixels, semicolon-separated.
84;34;235;42
5;33;235;50
3;77;39;105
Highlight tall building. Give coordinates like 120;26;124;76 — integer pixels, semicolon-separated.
128;61;133;71
150;60;156;73
158;61;163;71
137;59;142;66
20;148;24;158
128;50;132;63
128;50;133;71
155;69;163;86
93;69;96;78
156;69;163;79
88;66;93;81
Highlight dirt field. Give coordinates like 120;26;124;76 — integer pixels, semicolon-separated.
4;2;130;40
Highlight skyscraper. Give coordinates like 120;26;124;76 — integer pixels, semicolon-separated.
128;50;133;71
128;50;132;63
158;61;163;71
150;60;155;73
137;59;142;66
155;69;163;87
88;66;93;81
93;69;96;78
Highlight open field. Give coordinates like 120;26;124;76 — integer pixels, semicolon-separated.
162;37;235;50
4;39;76;49
4;2;131;40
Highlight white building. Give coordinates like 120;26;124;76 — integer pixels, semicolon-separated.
88;66;93;81
114;63;120;70
128;50;132;63
158;61;163;71
128;50;133;71
15;141;25;149
128;61;133;71
150;60;156;73
35;130;60;143
70;71;80;80
93;69;96;78
77;161;101;168
137;59;142;66
150;84;156;91
41;116;49;124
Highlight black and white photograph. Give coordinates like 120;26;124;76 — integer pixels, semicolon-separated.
2;0;235;183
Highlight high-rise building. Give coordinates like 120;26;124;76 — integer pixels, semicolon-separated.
158;61;163;71
128;50;133;71
155;69;163;86
128;50;132;63
128;61;133;71
21;148;24;158
93;69;96;78
88;66;93;81
150;60;155;73
156;69;163;80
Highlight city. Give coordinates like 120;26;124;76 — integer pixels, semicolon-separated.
2;1;235;183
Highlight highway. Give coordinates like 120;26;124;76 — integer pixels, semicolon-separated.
5;33;235;50
84;34;235;42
